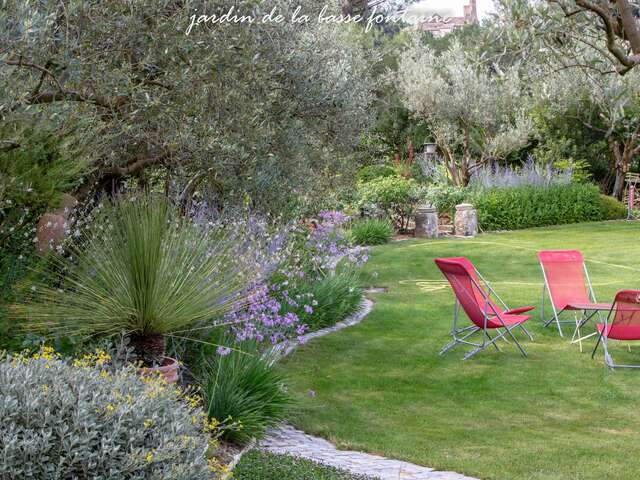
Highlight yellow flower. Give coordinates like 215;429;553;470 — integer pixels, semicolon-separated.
94;349;111;366
42;384;49;394
40;346;59;361
146;452;154;463
143;419;153;428
105;403;115;414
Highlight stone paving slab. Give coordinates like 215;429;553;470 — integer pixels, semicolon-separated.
260;425;478;480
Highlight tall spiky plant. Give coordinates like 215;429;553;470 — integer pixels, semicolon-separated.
13;195;254;365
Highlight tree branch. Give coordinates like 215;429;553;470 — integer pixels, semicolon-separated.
5;58;125;109
570;0;640;73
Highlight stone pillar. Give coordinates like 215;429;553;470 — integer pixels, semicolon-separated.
454;203;477;237
414;204;439;239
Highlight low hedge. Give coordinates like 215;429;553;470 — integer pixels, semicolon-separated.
599;194;627;220
470;184;624;231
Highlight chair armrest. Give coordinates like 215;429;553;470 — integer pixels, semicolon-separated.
504;306;535;315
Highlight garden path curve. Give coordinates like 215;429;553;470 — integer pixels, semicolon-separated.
262;297;479;480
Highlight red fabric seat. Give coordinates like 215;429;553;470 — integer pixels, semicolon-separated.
435;257;534;359
593;291;640;368
504;306;536;316
538;250;608;337
566;302;612;311
596;323;640;341
487;313;532;329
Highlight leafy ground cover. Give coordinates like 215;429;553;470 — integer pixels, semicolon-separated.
234;450;374;480
280;221;640;480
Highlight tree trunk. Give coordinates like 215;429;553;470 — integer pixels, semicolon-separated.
460;125;472;187
609;137;631;199
615;0;640;55
128;333;166;366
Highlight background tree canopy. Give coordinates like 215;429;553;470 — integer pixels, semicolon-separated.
1;0;375;214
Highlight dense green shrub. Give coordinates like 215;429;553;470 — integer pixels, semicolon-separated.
202;343;291;444
357;165;397;183
349;218;394;245
294;270;364;331
0;130;84;258
0;130;86;351
413;184;467;217
599;195;627;220
0;350;214;479
470;184;613;231
356;176;416;230
234;450;375;480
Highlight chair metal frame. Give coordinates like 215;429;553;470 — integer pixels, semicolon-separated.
592;291;640;369
539;252;604;340
439;261;533;360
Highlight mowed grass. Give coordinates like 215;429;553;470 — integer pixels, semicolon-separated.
280;221;640;480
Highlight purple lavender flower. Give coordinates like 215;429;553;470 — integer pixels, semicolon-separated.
216;346;232;356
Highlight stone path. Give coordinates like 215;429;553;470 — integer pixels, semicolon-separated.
261;297;479;480
260;425;477;480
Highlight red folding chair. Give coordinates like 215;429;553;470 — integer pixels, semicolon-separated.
592;290;640;369
538;250;611;343
435;257;535;360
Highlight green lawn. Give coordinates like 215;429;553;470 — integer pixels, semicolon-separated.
280;221;640;480
234;450;374;480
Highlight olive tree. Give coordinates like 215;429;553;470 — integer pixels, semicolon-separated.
547;0;640;75
497;0;640;75
535;64;640;198
0;0;374;213
396;40;531;186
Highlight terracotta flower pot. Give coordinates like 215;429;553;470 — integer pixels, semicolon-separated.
138;357;180;384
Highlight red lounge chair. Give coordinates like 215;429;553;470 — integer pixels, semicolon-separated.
538;250;611;339
592;290;640;369
435;257;535;360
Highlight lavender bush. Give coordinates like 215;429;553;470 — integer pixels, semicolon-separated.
218;210;368;350
469;157;573;189
306;210;369;274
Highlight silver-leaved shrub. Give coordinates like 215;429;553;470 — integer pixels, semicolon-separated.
0;349;217;479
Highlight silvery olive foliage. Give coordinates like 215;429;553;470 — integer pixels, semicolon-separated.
0;352;216;480
0;0;375;213
396;40;532;186
495;0;640;75
529;61;640;198
486;2;640;197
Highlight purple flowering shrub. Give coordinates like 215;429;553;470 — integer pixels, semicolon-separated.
218;210;369;352
304;210;369;274
223;282;309;352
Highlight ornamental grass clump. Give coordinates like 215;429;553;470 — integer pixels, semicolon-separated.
349;218;394;246
13;195;253;365
0;349;220;479
294;269;364;331
202;342;292;444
